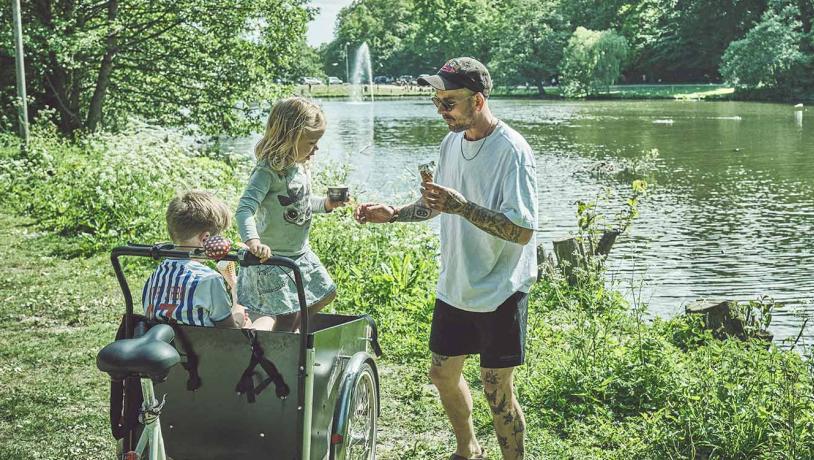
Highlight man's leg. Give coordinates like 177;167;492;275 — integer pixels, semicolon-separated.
481;366;525;460
429;353;482;458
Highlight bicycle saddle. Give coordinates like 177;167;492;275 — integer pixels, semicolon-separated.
97;324;180;382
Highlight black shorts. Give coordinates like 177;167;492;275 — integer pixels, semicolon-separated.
429;291;528;368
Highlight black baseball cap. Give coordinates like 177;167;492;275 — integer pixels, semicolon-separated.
417;57;493;97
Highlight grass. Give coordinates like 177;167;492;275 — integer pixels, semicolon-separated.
0;214;120;459
2;130;814;459
0;211;487;459
295;83;735;100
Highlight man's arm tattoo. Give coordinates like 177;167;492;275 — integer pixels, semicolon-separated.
395;198;439;222
459;202;532;244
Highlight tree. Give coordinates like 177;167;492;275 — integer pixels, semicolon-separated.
720;4;807;90
323;0;417;79
490;0;570;96
326;0;498;78
638;0;766;82
285;40;325;82
0;0;313;136
560;27;629;97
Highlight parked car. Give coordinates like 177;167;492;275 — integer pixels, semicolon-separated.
299;76;323;85
327;76;343;85
397;75;415;85
373;75;393;84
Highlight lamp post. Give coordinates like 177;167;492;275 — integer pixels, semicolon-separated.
344;42;349;83
11;0;29;147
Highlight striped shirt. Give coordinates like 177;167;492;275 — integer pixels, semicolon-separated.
141;259;232;327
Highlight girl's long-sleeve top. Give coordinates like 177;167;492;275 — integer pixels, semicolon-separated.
235;161;328;256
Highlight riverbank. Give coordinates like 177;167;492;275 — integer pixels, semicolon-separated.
296;83;736;100
1;131;813;458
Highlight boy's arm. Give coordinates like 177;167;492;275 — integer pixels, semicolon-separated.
206;276;245;329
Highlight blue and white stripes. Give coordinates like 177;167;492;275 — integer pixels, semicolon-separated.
142;259;230;327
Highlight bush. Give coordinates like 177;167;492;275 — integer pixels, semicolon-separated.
720;5;806;91
0;126;244;255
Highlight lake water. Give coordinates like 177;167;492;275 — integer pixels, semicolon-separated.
224;99;814;343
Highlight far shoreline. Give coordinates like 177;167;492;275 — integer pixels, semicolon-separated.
295;83;812;103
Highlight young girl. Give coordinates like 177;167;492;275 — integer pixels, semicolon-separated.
235;97;346;331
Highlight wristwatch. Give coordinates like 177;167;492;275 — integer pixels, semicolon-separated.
387;205;399;223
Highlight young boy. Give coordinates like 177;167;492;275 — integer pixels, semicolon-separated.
142;190;247;328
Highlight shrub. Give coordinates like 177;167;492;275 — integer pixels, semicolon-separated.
720;5;806;91
0;126;244;255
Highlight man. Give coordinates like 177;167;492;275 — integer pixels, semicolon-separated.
354;57;538;460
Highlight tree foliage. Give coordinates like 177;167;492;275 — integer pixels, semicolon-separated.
721;5;805;88
324;0;814;97
489;0;570;95
560;27;629;97
0;0;313;136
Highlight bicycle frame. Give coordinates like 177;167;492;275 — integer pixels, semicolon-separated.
109;244;311;458
130;378;167;460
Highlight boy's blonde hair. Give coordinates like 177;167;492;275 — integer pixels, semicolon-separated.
166;190;232;243
255;97;326;171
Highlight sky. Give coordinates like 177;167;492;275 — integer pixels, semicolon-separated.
307;0;354;47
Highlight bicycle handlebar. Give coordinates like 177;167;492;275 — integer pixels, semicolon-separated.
110;244;309;339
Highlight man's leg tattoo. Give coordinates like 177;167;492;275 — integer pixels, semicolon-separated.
484;370;525;458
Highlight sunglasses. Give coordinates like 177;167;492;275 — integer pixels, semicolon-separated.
431;95;474;112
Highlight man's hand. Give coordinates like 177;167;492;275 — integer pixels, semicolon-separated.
354;203;396;224
421;182;468;214
245;238;272;260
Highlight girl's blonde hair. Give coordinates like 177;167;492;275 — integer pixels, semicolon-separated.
254;97;326;171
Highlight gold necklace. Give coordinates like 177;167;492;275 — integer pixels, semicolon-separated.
460;119;498;161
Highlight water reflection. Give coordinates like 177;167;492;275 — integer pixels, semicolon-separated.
223;99;814;343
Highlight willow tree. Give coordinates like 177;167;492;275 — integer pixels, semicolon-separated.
560;27;629;97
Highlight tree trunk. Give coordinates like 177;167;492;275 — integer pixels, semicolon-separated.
536;80;546;97
86;0;118;132
553;237;583;285
536;244;556;281
47;64;82;135
685;300;773;343
595;230;619;257
553;230;620;285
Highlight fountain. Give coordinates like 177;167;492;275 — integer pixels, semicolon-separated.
349;43;374;103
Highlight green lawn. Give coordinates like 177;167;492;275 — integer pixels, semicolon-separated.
295;83;734;100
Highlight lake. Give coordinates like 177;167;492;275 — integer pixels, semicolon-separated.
224;98;814;343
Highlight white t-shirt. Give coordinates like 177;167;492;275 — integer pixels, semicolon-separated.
435;120;538;312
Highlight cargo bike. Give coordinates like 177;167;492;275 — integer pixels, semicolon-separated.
96;243;382;460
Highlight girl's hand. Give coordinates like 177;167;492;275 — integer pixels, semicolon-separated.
246;239;272;260
325;196;350;211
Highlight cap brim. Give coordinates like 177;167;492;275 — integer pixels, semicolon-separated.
417;74;465;91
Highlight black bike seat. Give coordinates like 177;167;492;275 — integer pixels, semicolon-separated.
97;324;180;382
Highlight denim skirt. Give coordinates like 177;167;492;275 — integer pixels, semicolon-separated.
237;248;336;316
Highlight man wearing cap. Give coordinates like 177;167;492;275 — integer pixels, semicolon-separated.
354;57;537;460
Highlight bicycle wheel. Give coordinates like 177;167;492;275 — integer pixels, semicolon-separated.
336;363;377;460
